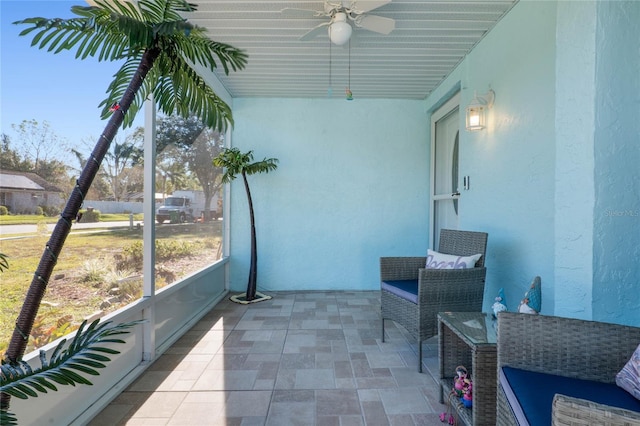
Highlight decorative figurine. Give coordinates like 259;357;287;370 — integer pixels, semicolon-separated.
345;87;353;100
518;276;541;314
492;287;508;317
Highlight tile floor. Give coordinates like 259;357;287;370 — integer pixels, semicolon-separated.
88;291;448;425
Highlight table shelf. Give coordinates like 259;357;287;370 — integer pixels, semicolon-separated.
438;312;497;426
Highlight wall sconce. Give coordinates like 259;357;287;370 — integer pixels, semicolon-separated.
465;89;495;131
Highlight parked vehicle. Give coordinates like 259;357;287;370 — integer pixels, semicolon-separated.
155;196;193;224
156;190;221;224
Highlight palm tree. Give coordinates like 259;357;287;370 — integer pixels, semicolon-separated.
3;0;246;402
214;148;278;302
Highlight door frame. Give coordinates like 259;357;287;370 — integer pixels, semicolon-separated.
429;92;461;248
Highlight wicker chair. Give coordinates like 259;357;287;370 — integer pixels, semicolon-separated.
496;312;640;425
380;229;488;372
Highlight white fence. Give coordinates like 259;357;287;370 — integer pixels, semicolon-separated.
83;200;161;214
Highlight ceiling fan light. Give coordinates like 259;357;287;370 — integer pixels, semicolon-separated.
328;14;352;45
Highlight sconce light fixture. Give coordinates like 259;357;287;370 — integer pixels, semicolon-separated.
465;89;495;131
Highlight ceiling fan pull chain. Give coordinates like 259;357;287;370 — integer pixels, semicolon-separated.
328;36;333;97
346;39;353;100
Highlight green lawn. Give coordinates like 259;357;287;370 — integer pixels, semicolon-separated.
0;222;221;354
0;213;144;225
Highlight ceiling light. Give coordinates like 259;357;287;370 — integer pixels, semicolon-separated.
328;12;352;46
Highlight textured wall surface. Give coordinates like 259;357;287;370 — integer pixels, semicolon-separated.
229;98;428;292
592;1;640;325
554;1;597;320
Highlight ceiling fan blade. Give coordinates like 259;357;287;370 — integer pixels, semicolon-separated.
355;14;395;34
281;7;324;18
300;22;331;41
350;0;392;14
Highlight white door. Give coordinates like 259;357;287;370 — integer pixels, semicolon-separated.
430;93;461;249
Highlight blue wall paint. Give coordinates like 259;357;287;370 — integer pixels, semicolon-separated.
423;0;639;325
425;1;557;313
228;98;429;293
554;1;597;320
592;1;640;325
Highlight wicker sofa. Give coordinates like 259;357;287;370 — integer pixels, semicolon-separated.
496;312;640;425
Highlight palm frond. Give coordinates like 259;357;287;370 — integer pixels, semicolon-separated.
90;0;143;22
139;0;196;24
155;55;234;129
15;10;146;62
1;319;141;400
0;410;18;426
0;252;8;272
245;158;279;176
179;33;248;75
98;53;150;126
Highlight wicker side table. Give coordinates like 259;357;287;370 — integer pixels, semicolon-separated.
438;312;497;426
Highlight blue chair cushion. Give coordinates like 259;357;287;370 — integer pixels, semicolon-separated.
381;280;418;304
501;366;640;426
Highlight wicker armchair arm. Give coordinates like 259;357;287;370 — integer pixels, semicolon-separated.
497;312;640;383
418;267;486;297
552;394;640;425
380;257;426;281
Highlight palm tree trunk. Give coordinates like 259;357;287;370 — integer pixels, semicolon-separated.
242;171;257;301
1;46;161;411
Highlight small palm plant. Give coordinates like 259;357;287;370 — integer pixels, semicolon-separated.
0;319;141;426
214;148;278;303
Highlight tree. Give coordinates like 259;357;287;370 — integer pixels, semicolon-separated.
213;148;278;302
10;120;65;175
156;145;189;196
187;128;225;219
0;131;73;194
0;135;30;172
102;137;143;200
3;0;246;412
155;115;224;218
71;147;112;200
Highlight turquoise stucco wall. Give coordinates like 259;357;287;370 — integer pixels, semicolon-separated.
592;1;640;325
424;0;558;313
423;0;639;325
228;98;428;293
554;1;597;320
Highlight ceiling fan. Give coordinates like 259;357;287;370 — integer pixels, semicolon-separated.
282;0;395;46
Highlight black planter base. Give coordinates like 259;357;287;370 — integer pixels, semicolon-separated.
229;291;272;305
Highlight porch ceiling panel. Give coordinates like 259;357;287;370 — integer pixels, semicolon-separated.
182;0;518;99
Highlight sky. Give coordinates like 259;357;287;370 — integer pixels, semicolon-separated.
0;0;142;165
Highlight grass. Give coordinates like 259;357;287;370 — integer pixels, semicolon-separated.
0;213;144;225
0;222;222;354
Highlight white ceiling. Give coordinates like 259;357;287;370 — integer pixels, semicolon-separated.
182;0;518;100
